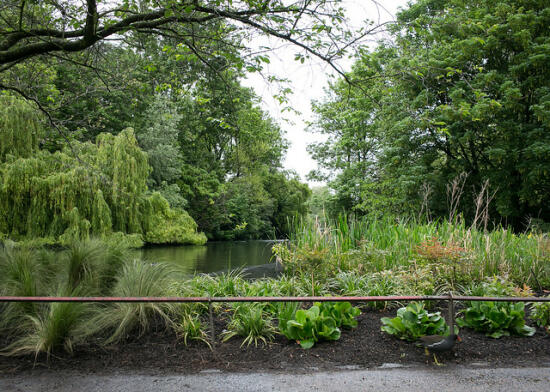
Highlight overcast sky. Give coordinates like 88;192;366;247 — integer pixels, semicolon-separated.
243;0;409;186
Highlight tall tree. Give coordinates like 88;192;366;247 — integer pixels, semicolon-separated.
311;0;550;228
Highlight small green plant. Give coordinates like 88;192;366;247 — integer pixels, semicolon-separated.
276;302;300;333
177;310;211;348
319;301;361;329
458;277;536;338
380;302;449;342
457;301;536;338
221;303;276;347
530;298;550;334
280;302;360;349
281;304;339;349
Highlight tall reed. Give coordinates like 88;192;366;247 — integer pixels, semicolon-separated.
284;215;548;287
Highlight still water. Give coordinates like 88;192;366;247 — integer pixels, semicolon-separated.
136;240;277;275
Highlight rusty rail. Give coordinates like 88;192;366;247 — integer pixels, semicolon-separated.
1;295;549;303
3;294;548;345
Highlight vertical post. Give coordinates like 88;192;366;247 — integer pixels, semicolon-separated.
449;291;455;334
208;297;216;349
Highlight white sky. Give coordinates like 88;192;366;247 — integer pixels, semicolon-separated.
243;0;409;186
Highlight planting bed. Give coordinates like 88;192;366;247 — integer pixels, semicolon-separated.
1;309;549;375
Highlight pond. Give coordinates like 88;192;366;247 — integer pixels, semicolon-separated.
136;240;280;276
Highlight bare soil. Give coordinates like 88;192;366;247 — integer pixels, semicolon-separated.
1;308;549;375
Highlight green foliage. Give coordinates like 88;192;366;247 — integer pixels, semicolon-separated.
530;298;550;333
221;303;277;347
381;302;450;342
143;192;206;245
319;301;361;329
89;260;176;344
137;94;184;198
280;304;338;349
176;306;211;348
0;242;45;333
457;277;536;338
3;299;90;358
458;301;535;338
310;0;550;228
0;97;205;245
279;302;360;349
281;217;550;289
0;95;42;161
276;302;300;333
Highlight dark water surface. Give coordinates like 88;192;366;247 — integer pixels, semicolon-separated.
136;240;278;275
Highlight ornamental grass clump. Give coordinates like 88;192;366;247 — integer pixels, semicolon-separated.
89;259;175;344
381;302;450;342
2;286;91;359
0;243;45;334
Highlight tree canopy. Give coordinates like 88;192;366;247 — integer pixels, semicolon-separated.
0;96;208;246
310;0;550;229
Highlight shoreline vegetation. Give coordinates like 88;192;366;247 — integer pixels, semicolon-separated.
1;216;549;361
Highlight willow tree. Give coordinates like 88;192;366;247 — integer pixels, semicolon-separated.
0;95;42;161
0;97;206;246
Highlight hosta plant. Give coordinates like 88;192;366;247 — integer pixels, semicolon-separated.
281;304;340;349
457;301;536;338
381;302;449;342
319;301;361;329
530;299;550;334
280;302;360;349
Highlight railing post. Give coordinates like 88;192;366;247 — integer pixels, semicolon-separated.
208;296;216;349
449;291;455;333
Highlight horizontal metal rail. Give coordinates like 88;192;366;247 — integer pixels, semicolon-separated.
0;295;549;303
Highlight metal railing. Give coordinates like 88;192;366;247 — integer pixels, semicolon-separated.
1;294;548;347
1;295;550;303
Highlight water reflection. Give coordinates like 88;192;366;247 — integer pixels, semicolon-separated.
136;240;276;275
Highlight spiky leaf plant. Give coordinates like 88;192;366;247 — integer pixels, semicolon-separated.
221;303;276;347
175;305;211;348
62;238;107;291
